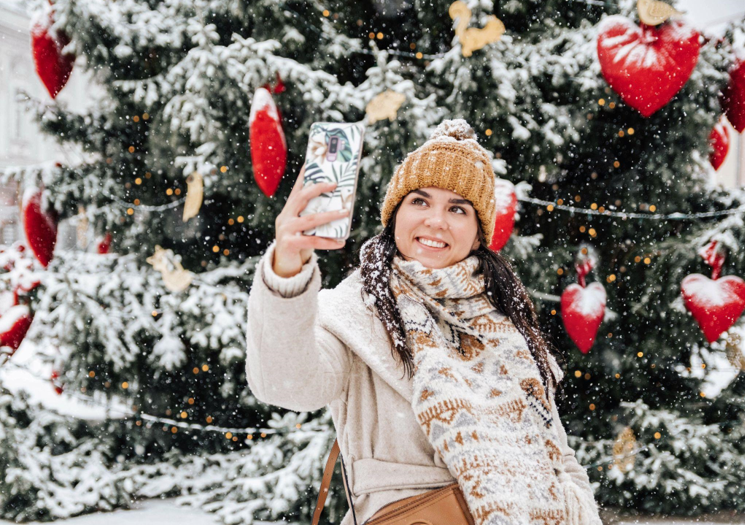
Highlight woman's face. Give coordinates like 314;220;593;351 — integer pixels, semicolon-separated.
394;187;480;269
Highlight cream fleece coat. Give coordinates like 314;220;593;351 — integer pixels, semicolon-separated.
245;242;601;525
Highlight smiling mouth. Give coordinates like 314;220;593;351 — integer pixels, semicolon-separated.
416;237;449;249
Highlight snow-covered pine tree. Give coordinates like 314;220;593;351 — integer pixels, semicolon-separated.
3;0;745;521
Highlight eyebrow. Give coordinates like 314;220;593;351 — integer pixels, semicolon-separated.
411;189;473;206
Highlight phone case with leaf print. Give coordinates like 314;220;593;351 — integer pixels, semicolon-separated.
299;122;365;240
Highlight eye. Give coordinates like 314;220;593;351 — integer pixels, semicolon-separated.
411;197;426;205
450;206;466;214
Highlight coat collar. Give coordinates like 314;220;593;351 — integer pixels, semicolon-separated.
317;269;414;403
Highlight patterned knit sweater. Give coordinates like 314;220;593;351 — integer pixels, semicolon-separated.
390;254;600;525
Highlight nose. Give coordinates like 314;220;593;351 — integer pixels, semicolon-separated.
423;208;448;230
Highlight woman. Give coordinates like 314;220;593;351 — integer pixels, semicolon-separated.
245;120;601;525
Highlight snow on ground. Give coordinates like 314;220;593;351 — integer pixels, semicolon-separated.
0;498;220;525
0;498;742;525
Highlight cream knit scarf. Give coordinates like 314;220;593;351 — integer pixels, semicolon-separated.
389;254;587;525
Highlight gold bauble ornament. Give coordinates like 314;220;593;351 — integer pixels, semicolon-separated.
366;90;406;124
183;171;203;222
449;1;505;58
613;426;637;473
147;245;194;292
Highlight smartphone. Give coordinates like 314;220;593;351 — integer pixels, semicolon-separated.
299;122;365;240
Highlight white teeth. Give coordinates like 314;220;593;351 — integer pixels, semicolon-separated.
418;237;447;248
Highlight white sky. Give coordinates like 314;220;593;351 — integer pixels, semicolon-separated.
676;0;745;31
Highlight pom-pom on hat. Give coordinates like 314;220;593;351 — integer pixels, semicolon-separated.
380;119;497;244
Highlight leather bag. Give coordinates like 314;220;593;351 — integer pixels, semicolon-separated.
312;439;474;525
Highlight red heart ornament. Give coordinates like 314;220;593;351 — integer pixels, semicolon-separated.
681;274;745;343
30;9;74;99
709;118;730;170
723;59;745;133
249;87;287;197
488;178;517;252
561;282;606;353
0;305;33;353
597;16;699;117
22;188;57;268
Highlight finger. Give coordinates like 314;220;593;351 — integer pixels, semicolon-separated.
291;181;338;216
287;235;346;251
287;209;349;232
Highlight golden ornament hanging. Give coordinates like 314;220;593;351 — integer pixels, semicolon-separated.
612;426;637;473
366;90;407;124
449;1;505;58
146;245;194;292
183;171;203;221
725;332;745;371
637;0;684;26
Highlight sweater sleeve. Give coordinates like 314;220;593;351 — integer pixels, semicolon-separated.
245;241;353;412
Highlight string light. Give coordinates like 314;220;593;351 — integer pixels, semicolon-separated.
520;196;745;220
7;362;324;436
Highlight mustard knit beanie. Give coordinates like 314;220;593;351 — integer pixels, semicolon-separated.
380;119;497;244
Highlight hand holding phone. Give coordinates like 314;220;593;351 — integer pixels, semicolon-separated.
272;164;349;278
298;122;365;240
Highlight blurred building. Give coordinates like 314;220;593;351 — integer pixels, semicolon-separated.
0;0;97;249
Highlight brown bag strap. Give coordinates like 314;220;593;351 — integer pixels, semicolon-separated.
313;438;357;525
313;439;339;524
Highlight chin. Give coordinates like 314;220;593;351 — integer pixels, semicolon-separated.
411;254;452;269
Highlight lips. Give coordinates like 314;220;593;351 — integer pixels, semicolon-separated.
416;236;449;249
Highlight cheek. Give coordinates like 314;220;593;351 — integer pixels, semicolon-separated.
394;211;417;239
454;217;479;245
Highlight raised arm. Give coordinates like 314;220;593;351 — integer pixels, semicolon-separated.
245;164;353;413
245;242;352;412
